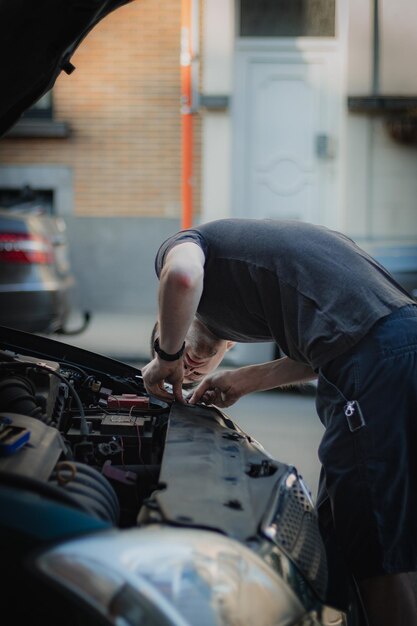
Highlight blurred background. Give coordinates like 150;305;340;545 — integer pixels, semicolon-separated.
1;0;416;346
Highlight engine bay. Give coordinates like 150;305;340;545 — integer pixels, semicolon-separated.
0;327;328;605
0;346;167;528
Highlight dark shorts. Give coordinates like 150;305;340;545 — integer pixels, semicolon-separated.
316;304;417;586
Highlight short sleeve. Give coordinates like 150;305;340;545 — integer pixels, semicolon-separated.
154;229;207;278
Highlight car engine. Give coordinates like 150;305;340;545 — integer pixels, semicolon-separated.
0;329;329;610
0;347;166;528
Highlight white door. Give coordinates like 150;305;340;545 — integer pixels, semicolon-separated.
232;3;346;226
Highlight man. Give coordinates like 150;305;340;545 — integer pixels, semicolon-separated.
141;218;417;625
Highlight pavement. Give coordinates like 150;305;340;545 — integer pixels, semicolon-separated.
45;311;157;365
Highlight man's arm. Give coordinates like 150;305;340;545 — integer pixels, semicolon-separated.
142;241;205;402
188;356;316;408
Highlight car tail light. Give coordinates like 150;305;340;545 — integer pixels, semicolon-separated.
0;233;54;264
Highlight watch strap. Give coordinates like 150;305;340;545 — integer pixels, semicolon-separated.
153;337;185;361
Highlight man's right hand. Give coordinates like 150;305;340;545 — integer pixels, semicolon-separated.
188;368;248;408
188;358;317;407
141;357;186;403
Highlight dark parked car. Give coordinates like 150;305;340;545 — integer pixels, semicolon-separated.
0;196;75;333
0;0;126;335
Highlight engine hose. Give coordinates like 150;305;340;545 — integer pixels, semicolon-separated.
0;471;97;513
68;495;109;521
0;377;48;423
1;470;118;525
64;462;120;513
0;362;88;438
49;481;114;522
74;463;120;512
50;471;117;523
50;461;120;524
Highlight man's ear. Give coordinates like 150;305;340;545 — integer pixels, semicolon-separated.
226;341;236;351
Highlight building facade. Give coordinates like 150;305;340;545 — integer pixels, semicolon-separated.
1;0;416;316
202;0;417;245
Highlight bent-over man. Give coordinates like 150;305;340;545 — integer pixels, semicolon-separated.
141;218;417;625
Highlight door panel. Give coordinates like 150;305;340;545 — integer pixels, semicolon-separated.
249;59;322;221
233;47;340;225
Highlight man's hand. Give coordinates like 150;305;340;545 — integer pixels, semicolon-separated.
188;358;318;408
188;369;248;408
141;357;186;403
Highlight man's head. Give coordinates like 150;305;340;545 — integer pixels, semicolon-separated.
150;318;235;387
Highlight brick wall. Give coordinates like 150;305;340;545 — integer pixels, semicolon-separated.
0;0;201;218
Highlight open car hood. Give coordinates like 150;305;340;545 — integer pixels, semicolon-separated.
0;0;132;137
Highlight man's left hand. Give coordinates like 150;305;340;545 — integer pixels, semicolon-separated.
141;357;186;403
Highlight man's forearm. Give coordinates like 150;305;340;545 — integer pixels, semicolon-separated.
188;355;317;407
236;356;316;395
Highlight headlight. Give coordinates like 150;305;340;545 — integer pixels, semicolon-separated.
37;525;308;625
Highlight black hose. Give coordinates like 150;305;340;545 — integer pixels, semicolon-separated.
0;376;47;422
0;362;88;437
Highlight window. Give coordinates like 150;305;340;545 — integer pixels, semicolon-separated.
0;186;54;215
7;90;69;137
239;0;336;38
22;91;53;120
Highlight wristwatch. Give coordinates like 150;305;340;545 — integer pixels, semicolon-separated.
153;337;185;361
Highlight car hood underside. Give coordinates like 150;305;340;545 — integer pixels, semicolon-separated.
0;0;132;137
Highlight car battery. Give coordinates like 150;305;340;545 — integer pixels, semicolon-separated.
100;413;146;435
107;394;149;410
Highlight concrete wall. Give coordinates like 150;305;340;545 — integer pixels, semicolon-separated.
65;217;180;315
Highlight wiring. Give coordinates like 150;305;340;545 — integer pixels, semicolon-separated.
0;361;88;437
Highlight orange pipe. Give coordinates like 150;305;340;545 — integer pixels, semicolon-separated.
181;0;193;229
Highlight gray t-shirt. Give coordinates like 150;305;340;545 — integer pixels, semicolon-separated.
155;218;414;369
